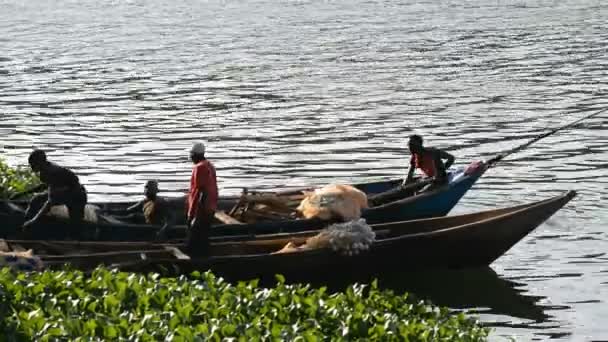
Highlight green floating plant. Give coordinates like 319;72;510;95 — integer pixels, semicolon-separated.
0;158;40;200
0;267;489;341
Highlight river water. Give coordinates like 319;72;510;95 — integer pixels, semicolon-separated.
1;0;607;340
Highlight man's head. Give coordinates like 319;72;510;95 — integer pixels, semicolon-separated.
28;149;47;172
408;135;424;154
144;180;159;198
189;142;206;163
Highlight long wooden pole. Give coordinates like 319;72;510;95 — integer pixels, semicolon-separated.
488;107;607;165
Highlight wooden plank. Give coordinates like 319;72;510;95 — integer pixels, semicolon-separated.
5;239;175;253
214;211;243;224
0;239;9;252
240;194;293;211
164;246;191;260
10;243;26;252
40;249;174;261
228;195;246;216
38;241;75;255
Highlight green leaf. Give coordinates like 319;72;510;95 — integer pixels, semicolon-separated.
220;324;236;336
104;326;118;339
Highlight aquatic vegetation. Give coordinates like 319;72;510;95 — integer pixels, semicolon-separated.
0;267;489;341
0;158;40;200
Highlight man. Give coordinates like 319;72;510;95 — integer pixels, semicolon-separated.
404;135;455;186
186;142;218;257
368;135;456;206
112;180;172;232
23;150;88;236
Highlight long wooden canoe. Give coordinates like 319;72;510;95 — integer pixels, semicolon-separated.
3;190;575;281
0;162;489;241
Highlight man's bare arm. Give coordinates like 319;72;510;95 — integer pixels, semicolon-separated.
439;150;455;170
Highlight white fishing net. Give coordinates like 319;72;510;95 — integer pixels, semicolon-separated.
48;204;99;223
274;219;376;256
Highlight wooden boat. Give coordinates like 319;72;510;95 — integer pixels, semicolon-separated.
2;191;575;280
0;161;490;241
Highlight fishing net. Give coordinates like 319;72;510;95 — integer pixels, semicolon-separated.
48;204;100;223
273;219;376;256
296;184;369;221
0;250;44;271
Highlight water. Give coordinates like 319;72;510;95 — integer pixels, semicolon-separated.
1;0;607;339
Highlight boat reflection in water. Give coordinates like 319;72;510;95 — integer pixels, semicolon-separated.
312;267;550;323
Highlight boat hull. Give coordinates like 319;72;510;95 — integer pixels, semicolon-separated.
181;190;576;281
7;191;576;281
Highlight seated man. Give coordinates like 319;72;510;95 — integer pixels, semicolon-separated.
112;180;172;232
125;181;170;224
107;180;172;239
404;134;455;186
23;150;88;236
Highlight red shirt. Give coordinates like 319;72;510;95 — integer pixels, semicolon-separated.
187;160;218;218
413;152;437;177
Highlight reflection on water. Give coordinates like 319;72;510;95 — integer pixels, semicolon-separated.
289;267;578;341
1;0;607;339
323;268;550;322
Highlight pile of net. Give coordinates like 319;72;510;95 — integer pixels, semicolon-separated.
48;204;99;223
296;184;369;221
0;250;44;271
273;218;376;256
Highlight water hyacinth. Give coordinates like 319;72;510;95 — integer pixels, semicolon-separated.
0;267;490;341
0;158;40;200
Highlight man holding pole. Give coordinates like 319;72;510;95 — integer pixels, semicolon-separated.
404;135;455;187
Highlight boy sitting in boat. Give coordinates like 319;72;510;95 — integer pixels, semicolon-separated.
112;180;172;232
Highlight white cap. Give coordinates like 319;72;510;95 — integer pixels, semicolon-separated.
190;142;206;155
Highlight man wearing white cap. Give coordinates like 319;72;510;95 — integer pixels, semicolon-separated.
186;141;218;257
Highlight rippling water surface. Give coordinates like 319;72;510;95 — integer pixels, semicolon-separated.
1;0;607;339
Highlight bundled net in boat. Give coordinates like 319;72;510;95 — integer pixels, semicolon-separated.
274;219;376;256
296;184;369;221
227;183;369;224
0;250;43;271
48;204;99;223
307;218;376;255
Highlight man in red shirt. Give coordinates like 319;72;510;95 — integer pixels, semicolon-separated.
404;135;455;186
186;142;218;257
369;135;456;206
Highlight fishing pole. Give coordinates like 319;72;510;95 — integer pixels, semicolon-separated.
487;107;607;165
